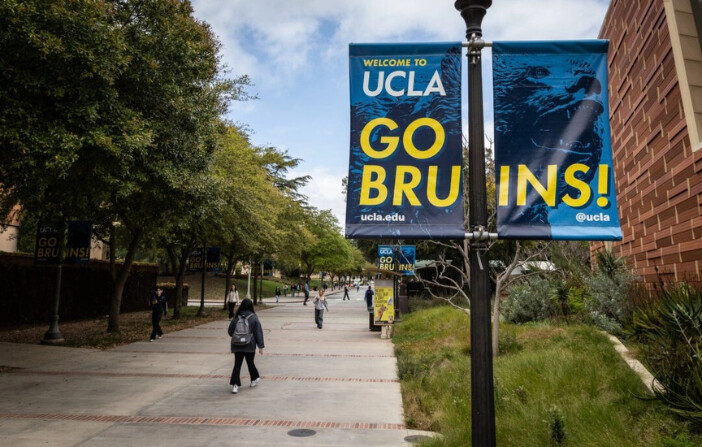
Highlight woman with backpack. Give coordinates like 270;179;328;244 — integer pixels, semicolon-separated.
227;298;264;394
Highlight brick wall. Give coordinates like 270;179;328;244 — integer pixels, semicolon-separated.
596;0;702;289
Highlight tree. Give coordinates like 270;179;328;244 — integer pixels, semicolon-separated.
0;0;251;332
209;126;286;306
410;139;557;355
299;209;343;281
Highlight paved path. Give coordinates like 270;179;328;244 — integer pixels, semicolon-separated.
0;288;432;446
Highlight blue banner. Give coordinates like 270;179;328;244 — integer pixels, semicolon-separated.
493;41;622;240
34;223;61;264
188;248;204;272
65;221;92;264
398;245;416;276
206;247;221;273
378;245;395;271
346;43;464;239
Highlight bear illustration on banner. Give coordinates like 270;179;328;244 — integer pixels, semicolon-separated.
493;41;622;241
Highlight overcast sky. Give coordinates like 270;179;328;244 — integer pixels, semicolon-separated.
190;0;611;225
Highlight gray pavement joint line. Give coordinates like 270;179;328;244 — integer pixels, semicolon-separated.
111;350;394;357
0;413;407;430
5;369;399;383
161;335;385;343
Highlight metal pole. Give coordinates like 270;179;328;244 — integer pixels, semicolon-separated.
246;258;252;299
41;224;65;345
455;1;496;446
198;245;206;315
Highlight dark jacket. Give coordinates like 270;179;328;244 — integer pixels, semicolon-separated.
151;294;168;314
228;310;265;353
365;288;374;311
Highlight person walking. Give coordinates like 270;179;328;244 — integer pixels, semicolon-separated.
313;289;329;329
303;281;310;305
149;287;168;341
227;298;265;394
365;285;374;312
275;286;281;303
343;284;350;300
284;284;288;296
226;284;239;319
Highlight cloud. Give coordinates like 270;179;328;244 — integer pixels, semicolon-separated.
291;165;347;225
191;0;611;224
194;0;609;87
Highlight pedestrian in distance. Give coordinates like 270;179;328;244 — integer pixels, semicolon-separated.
226;284;239;319
365;286;374;313
303;281;310;305
284;284;288;296
149;287;168;341
227;298;265;394
275;286;281;303
343;284;350;300
313;288;329;329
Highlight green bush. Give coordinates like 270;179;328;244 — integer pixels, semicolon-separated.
629;283;702;428
549;279;570;320
501;277;553;324
584;251;632;333
566;285;588;315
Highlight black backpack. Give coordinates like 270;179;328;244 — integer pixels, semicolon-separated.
231;314;253;346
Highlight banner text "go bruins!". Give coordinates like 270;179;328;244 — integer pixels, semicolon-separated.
346;43;464;240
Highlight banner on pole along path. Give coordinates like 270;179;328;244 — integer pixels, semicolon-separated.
346;42;464;239
65;221;92;265
492;40;622;241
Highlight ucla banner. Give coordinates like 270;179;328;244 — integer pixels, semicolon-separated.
346;43;464;239
34;223;62;264
206;247;221;273
397;245;416;276
65;221;92;265
378;245;395;271
493;41;622;240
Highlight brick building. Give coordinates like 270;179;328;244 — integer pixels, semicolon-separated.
595;0;702;289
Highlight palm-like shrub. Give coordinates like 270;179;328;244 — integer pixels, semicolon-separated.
629;283;702;427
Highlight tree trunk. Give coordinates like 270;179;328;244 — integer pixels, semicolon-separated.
492;279;503;358
174;249;190;319
107;228;144;333
491;241;522;357
223;250;235;310
252;266;258;304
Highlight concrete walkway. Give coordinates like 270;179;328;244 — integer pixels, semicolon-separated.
0;287;433;446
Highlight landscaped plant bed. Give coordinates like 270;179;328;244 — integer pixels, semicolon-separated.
394;305;702;446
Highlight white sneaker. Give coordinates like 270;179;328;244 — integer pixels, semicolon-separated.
250;378;260;388
231;385;238;394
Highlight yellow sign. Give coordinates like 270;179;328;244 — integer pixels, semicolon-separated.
374;285;394;325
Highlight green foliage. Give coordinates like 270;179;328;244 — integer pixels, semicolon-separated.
629;283;702;428
584;251;632;333
549;279;570;319
566;285;588;315
547;406;567;445
501;277;553;324
394;307;702;446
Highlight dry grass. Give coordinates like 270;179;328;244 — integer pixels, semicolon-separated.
0;306;230;350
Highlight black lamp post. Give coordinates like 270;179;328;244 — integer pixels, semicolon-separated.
455;1;496;446
41;223;65;345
